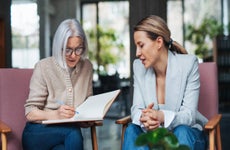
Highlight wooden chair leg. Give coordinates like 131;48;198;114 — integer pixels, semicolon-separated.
120;124;128;150
209;129;215;150
1;133;7;150
90;126;98;150
216;124;222;150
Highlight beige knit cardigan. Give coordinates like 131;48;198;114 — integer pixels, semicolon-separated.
24;57;93;116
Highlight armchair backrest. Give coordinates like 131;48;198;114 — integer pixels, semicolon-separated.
198;62;219;120
0;69;33;150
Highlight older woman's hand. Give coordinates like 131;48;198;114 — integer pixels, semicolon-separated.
57;105;76;119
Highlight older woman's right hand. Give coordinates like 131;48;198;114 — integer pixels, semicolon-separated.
58;105;76;119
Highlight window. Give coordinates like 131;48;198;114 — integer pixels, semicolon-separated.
167;0;183;46
82;1;130;79
11;2;39;68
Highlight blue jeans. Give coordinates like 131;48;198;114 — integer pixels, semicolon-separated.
22;122;83;150
122;124;149;150
173;125;207;150
122;123;207;150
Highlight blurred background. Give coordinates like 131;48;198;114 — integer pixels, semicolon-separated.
0;0;229;149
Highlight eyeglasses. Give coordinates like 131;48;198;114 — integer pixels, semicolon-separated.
65;47;84;56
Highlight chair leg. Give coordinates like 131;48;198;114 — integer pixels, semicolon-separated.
120;124;128;150
209;129;215;150
90;126;98;150
1;133;7;150
216;124;222;150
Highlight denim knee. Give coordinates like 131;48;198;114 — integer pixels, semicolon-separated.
173;125;191;137
65;127;83;150
122;123;149;150
173;125;194;148
173;125;206;150
125;124;143;135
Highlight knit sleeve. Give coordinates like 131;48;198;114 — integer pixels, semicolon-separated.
24;62;48;115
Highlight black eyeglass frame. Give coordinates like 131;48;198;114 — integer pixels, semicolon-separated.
65;46;84;56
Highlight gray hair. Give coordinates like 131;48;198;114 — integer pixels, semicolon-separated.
52;19;88;69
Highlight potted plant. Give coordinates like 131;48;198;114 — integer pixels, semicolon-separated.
135;128;189;150
185;17;222;60
86;25;125;75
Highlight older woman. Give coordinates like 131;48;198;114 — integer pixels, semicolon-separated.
22;19;93;150
123;15;207;150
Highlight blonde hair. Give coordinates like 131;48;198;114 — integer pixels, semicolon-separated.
134;15;187;54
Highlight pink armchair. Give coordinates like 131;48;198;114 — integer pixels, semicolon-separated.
0;68;102;150
0;69;32;150
116;62;222;150
198;62;222;150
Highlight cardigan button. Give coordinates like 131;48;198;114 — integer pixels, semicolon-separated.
68;88;72;92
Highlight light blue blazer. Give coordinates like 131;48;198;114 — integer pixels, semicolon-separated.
131;50;208;130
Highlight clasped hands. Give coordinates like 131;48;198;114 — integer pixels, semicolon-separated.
139;103;164;131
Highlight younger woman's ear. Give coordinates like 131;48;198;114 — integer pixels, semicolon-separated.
156;36;164;49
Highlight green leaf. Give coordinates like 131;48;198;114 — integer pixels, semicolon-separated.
161;132;179;149
185;17;222;59
135;128;168;147
135;128;190;150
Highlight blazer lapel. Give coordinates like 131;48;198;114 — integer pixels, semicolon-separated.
144;68;159;109
165;51;182;111
143;51;183;111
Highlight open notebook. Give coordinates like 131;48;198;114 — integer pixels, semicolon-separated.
42;89;121;124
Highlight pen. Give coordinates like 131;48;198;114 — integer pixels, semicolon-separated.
75;111;79;114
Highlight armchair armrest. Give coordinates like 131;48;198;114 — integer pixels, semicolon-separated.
205;114;222;129
93;121;103;126
0;121;11;150
0;121;11;133
115;115;131;125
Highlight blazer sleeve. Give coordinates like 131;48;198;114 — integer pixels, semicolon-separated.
131;59;147;126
